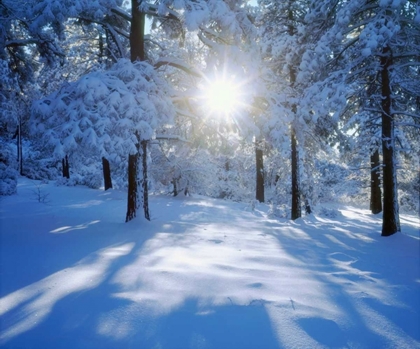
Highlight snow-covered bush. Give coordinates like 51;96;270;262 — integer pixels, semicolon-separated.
22;141;61;181
267;204;289;219
0;138;18;196
317;206;343;219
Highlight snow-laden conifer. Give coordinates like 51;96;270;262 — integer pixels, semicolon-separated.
31;58;175;187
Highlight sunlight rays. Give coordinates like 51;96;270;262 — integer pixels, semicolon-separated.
204;78;243;116
197;69;256;124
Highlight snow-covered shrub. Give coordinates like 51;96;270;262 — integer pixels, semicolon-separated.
317;206;343;219
0;138;18;195
0;163;18;196
23;147;61;181
267;204;289;219
399;190;419;215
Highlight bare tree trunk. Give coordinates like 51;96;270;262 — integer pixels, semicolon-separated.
62;155;70;178
130;0;145;62
304;197;312;215
126;0;148;222
291;127;301;220
126;152;139;222
17;119;23;175
172;178;178;197
141;140;150;220
370;150;382;214
380;45;400;236
255;139;265;203
287;9;301;220
102;157;112;190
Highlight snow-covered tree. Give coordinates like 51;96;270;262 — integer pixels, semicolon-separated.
31;56;174;205
257;0;336;218
312;0;420;236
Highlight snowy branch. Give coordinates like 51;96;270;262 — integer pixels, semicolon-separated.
396;122;420;129
5;39;39;47
393;110;420;119
110;7;131;22
154;58;201;77
155;135;191;143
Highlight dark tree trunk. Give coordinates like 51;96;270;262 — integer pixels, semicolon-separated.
255;140;265;203
62;155;70;178
304;198;312;215
370;150;382;214
16;119;23;175
141;140;150;221
172;178;178;196
102;157;112;191
126;0;148;222
126;152;139;222
130;0;145;62
172;176;179;197
380;46;400;236
98;31;104;63
291;128;301;220
287;12;301;220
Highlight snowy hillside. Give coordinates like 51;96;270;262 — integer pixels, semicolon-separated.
0;178;419;349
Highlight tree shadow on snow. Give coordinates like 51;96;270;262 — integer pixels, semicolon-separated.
264;213;420;348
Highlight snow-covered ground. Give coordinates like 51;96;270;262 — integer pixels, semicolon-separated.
0;177;419;349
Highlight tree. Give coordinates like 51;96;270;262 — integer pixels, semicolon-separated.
258;0;324;219
323;0;420;235
31;58;174;199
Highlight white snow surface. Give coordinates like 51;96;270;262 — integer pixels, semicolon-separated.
0;178;419;349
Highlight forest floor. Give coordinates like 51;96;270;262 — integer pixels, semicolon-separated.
0;177;419;349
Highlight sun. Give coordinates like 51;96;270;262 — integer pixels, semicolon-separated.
203;78;243;117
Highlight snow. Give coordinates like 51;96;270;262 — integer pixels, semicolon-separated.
0;177;419;349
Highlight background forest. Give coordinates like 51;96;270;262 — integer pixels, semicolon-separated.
1;0;419;235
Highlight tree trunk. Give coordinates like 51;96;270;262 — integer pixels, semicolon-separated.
126;152;139;222
172;178;178;196
370;150;382;214
102;157;112;190
62;155;70;178
125;0;147;222
255;139;265;203
141;140;150;220
304;197;312;215
380;45;400;236
16;119;23;175
291;127;301;220
130;0;145;62
287;12;301;220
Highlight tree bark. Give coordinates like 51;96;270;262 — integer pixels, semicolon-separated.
304;197;312;215
370;150;382;214
126;0;148;222
102;157;113;190
62;155;70;178
291;127;301;220
126;152;139;222
141;140;150;220
16;119;23;175
130;0;145;62
380;45;400;236
255;139;265;203
288;11;301;220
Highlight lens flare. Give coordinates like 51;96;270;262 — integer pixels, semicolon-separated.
203;78;243;117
